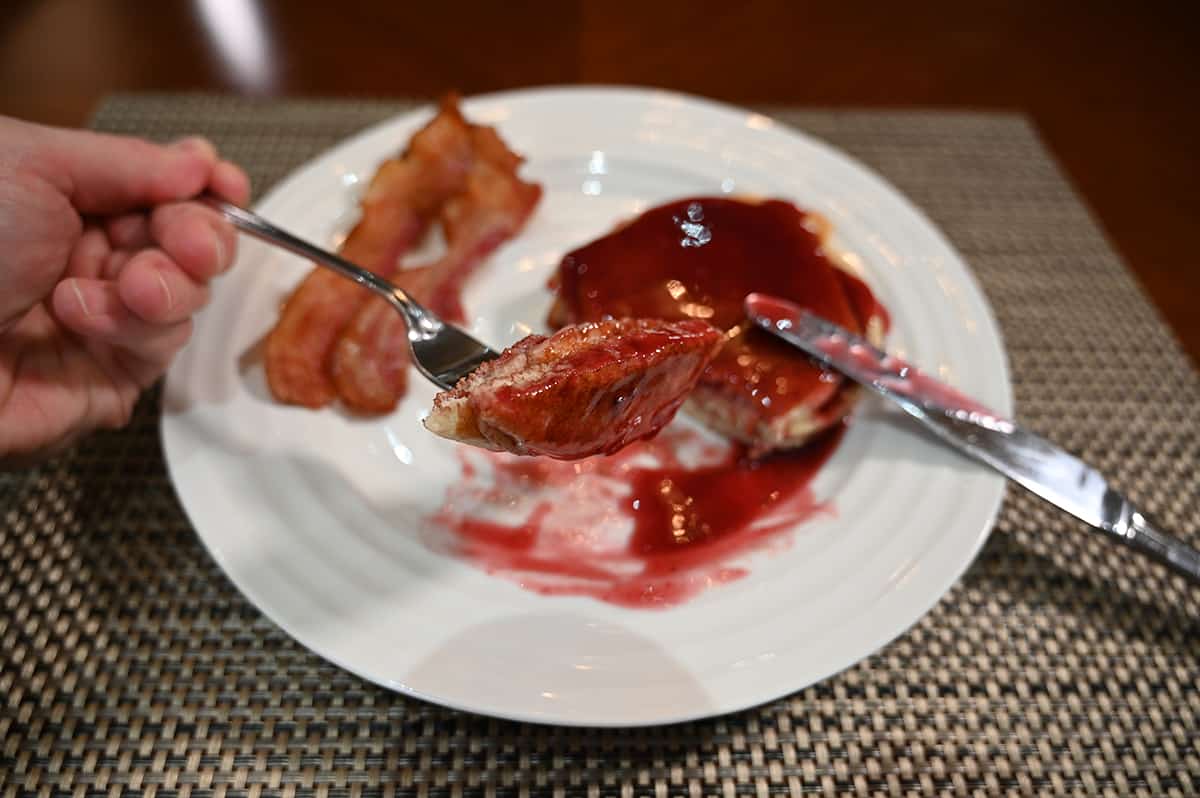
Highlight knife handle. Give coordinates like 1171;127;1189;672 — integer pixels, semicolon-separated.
1110;509;1200;584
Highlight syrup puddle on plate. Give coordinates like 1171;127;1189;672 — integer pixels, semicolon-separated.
426;424;843;608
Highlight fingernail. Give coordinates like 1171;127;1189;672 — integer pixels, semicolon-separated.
155;269;174;311
69;279;92;318
170;136;217;160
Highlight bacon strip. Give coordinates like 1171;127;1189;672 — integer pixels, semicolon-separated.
328;265;433;414
331;124;542;414
424;126;543;320
263;97;475;408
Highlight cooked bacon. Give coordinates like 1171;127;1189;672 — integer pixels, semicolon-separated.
329;265;433;414
424;126;543;320
331;122;542;414
263;97;475;408
424;319;724;459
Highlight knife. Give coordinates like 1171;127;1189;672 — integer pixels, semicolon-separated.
744;292;1200;584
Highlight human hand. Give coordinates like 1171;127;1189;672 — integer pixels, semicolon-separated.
0;117;250;465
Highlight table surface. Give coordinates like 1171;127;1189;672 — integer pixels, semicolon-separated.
2;1;1199;364
1;93;1196;797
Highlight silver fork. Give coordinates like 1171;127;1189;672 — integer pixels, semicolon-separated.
199;195;500;390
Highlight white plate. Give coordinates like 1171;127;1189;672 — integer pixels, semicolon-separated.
162;87;1012;726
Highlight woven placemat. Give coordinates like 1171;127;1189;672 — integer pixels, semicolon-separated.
2;94;1198;797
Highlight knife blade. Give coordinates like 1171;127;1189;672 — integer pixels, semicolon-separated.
744;292;1200;583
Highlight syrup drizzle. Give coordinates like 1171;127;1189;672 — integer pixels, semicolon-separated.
556;197;880;419
430;424;842;608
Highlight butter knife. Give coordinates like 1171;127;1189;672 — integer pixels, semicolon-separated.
745;292;1200;584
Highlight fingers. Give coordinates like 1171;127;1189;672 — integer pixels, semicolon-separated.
211;160;251;206
102;250;133;280
150;201;238;281
65;227;112;279
38;123;251;214
61;194;241;339
40;128;220;215
115;249;210;325
64;223;142;280
104;212;152;250
51;277;193;368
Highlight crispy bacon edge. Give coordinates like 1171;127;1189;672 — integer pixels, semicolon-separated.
330;122;542;414
262;96;475;408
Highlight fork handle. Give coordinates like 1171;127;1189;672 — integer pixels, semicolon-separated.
197;195;427;330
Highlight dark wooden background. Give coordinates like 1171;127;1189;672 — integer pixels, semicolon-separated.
3;1;1197;362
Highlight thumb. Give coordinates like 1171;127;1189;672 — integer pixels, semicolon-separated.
38;127;219;215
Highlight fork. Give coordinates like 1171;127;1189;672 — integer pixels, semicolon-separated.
199;195;500;390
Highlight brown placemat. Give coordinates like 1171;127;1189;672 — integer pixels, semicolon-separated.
2;94;1198;796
